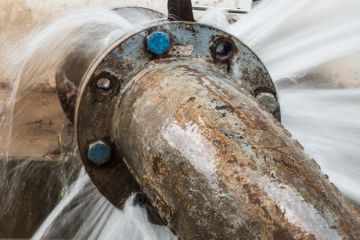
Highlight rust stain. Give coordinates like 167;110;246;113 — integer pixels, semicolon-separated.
113;60;360;239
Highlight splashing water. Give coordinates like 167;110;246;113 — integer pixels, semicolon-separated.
230;0;360;79
1;0;360;239
241;0;360;205
200;0;360;78
1;8;138;158
200;0;360;204
0;7;176;239
32;169;175;240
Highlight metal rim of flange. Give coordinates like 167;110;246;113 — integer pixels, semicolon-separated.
55;6;166;123
75;20;279;208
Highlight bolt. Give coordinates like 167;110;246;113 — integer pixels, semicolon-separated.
87;140;111;166
96;78;112;91
255;92;279;114
146;31;171;56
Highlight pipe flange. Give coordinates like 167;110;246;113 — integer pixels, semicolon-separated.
75;21;279;207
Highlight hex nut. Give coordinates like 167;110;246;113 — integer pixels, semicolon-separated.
87;140;111;166
255;92;279;114
146;31;171;56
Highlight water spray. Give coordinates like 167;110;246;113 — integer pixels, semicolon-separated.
55;2;360;239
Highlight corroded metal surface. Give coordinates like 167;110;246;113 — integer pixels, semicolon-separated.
75;21;278;210
114;60;360;239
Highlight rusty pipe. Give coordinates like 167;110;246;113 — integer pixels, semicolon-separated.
55;19;360;239
112;59;360;239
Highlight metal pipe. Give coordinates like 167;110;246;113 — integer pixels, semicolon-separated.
112;59;360;239
56;18;360;238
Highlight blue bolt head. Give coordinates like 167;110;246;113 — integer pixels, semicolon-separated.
146;31;171;56
87;140;111;166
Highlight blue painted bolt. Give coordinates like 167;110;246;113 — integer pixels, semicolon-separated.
87;140;111;166
146;31;171;56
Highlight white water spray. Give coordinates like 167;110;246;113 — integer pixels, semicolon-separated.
33;169;175;240
1;0;360;239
